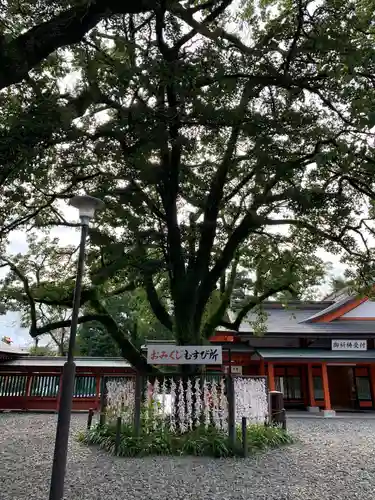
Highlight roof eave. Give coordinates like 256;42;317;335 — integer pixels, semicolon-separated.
253;348;375;363
237;330;375;338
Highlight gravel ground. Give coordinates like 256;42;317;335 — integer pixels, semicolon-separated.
1;413;375;500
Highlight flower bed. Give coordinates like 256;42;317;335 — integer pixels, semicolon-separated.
78;421;294;458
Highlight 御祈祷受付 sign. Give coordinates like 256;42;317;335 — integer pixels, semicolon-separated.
331;340;367;351
147;345;223;365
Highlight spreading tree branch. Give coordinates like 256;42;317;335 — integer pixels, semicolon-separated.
201;251;240;338
0;257;37;332
30;305;153;373
263;218;366;258
155;8;186;288
30;315;99;336
14;281;137;309
173;0;233;50
282;0;304;75
222;284;295;331
0;0;158;90
89;297;153;372
170;3;257;56
143;274;173;331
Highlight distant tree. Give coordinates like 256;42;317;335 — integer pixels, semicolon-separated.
0;235;73;355
329;277;356;294
228;239;327;312
76;290;173;357
325;276;374;302
76;324;120;357
28;344;56;356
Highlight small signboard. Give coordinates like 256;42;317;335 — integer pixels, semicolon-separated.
147;344;222;365
331;340;367;351
224;365;243;375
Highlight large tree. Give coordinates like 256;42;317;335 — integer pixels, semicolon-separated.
1;0;375;370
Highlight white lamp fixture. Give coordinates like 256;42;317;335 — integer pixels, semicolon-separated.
69;195;104;220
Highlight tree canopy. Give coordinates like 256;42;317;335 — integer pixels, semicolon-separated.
76;290;173;357
1;0;375;370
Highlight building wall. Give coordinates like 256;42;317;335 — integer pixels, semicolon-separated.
341;300;375;319
247;337;300;348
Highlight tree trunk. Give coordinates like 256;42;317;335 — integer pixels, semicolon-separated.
174;300;201;346
172;292;207;430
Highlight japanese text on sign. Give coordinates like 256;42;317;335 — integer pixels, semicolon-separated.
147;345;223;365
331;340;367;351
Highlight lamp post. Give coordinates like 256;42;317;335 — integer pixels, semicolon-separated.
49;195;104;500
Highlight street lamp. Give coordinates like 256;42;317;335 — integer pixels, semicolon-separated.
49;195;104;500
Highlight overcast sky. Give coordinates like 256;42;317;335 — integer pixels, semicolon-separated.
2;205;82;347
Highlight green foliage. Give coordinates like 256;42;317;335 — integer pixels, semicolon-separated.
2;0;375;360
78;421;293;458
329;277;356;295
28;345;57;356
238;424;294;452
76;324;121;357
231;237;328;308
76;290;173;357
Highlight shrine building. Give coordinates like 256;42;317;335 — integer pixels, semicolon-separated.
212;290;375;416
2;290;375;416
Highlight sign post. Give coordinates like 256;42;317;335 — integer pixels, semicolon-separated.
147;345;223;365
147;344;235;446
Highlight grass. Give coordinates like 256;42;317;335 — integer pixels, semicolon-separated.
78;420;294;458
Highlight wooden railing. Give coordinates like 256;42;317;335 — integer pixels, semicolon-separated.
30;375;60;397
0;373;131;412
0;374;28;397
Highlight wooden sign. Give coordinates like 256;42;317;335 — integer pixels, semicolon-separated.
147;345;223;365
331;340;367;351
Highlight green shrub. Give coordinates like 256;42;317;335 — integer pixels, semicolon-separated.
238;424;294;452
78;421;293;458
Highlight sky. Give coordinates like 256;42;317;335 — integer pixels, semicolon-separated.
2;206;82;348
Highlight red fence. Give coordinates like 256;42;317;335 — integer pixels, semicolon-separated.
0;372;132;412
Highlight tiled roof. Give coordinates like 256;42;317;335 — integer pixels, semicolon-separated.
302;295;357;322
0;356;131;368
228;301;334;320
0;341;29;356
223;303;375;336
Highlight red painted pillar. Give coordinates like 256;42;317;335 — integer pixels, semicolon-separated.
307;364;316;407
369;364;375;408
268;362;275;392
321;362;331;410
24;373;32;411
95;374;101;411
259;359;265;376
